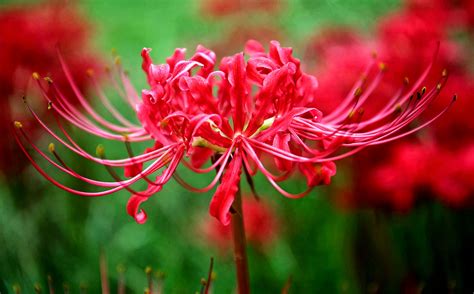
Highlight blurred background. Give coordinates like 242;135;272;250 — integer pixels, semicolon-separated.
0;0;473;292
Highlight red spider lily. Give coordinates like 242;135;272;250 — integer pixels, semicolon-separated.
13;40;453;225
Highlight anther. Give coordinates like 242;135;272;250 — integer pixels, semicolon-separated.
145;266;153;275
14;121;23;128
160;120;168;128
48;143;55;153
32;72;40;80
34;283;42;294
354;87;362;97
348;110;355;119
453;94;457;102
403;77;409;85
442;68;447;77
86;68;95;77
394;104;402;114
378;62;387;71
96;144;105;157
114;56;121;65
48;101;53;110
436;83;442;91
421;87;426;94
44;77;53;84
145;266;153;292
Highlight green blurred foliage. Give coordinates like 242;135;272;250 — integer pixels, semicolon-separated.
1;0;474;293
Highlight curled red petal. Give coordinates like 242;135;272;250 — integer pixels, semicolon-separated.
126;195;149;224
209;151;242;226
191;146;214;168
124;162;143;178
141;48;153;84
165;48;186;71
244;39;266;56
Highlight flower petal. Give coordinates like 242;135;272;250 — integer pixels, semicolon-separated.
209;151;242;226
299;161;337;186
126;194;149;224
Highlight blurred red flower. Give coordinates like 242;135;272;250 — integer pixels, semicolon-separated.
200;197;279;250
200;0;280;17
356;142;474;210
0;2;101;176
210;25;282;58
308;0;473;211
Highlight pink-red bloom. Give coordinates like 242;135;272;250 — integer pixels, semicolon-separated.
353;142;474;210
14;40;452;225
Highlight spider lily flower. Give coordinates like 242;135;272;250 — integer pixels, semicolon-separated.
13;40;454;225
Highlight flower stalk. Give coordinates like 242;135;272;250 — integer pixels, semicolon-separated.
231;186;250;294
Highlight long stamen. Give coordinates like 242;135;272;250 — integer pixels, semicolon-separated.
88;69;141;128
242;140;314;199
